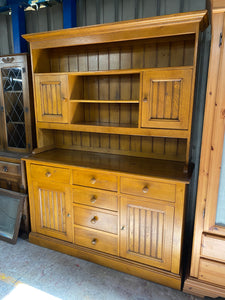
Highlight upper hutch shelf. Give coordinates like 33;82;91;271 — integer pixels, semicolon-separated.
23;10;208;165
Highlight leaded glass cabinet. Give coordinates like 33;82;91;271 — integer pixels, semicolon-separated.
0;54;35;233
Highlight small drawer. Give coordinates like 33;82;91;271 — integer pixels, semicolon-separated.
120;177;176;202
30;164;70;184
201;234;225;262
0;161;21;176
0;55;24;64
199;258;225;286
74;206;118;234
72;169;117;191
74;226;118;256
72;187;118;211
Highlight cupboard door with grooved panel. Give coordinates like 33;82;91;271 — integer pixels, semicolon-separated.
35;74;69;123
141;68;192;129
120;195;174;271
32;181;72;242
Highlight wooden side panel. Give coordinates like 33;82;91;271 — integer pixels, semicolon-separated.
120;195;174;271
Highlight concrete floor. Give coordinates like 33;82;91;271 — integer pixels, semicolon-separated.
0;238;201;300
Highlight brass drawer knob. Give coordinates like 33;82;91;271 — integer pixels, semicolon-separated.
91;196;97;203
3;166;8;172
90;177;96;184
91;216;98;224
142;186;149;193
45;171;51;177
91;238;97;245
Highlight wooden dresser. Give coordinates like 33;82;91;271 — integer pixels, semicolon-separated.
23;10;208;289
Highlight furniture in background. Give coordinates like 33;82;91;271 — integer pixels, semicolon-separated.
184;0;225;297
23;11;207;289
0;53;35;234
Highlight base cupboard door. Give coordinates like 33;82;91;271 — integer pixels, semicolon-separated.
32;181;73;242
120;195;174;271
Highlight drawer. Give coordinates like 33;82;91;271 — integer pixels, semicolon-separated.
120;177;176;202
30;164;70;184
74;226;118;256
72;187;118;211
201;234;225;262
74;206;118;234
0;161;21;176
0;55;24;64
199;258;225;287
72;169;117;191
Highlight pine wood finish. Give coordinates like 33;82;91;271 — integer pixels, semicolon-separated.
23;11;207;290
183;1;225;297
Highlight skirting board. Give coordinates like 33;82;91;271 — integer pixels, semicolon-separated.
184;277;225;298
29;232;182;290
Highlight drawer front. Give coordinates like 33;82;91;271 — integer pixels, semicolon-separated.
74;226;118;255
72;169;117;191
120;177;176;202
199;259;225;287
0;55;24;64
72;187;118;211
0;161;21;176
201;234;225;262
30;164;70;184
74;206;118;234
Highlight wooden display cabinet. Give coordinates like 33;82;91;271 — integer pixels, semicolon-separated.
0;54;35;233
23;10;208;289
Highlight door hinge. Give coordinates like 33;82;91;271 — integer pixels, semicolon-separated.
219;32;223;47
203;208;205;219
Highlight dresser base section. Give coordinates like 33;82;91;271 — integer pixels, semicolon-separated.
29;232;181;290
184;277;225;298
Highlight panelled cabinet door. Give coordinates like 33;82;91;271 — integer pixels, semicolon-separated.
141;68;193;129
35;74;69;123
32;181;73;242
120;195;174;271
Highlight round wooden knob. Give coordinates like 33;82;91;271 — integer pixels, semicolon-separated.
143;97;148;103
67;213;71;217
142;186;149;193
3;166;8;172
121;226;125;231
91;196;97;203
45;171;51;177
90;177;96;184
91;216;98;224
91;238;97;245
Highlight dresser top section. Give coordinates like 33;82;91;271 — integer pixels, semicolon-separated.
22;10;208;50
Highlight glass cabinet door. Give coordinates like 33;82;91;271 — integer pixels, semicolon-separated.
1;67;26;149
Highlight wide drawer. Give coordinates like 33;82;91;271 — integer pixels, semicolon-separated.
72;187;118;211
120;177;176;202
0;161;21;176
30;164;70;184
74;206;118;234
201;234;225;262
74;226;118;255
199;258;225;287
72;169;117;191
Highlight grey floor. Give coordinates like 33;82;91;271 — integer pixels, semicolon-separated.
0;238;201;300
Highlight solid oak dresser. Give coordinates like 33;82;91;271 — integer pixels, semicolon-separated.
23;10;208;289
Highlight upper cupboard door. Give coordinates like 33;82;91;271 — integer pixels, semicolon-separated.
141;68;193;130
35;74;69;123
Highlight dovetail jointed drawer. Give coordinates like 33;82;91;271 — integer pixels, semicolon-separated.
30;164;70;184
120;177;176;202
72;187;118;211
72;169;117;191
74;226;118;255
74;206;118;234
